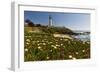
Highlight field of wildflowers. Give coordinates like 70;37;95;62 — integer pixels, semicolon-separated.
24;31;90;61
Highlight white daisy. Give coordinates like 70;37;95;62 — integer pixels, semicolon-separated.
64;39;68;41
37;44;40;46
60;39;63;40
25;48;28;52
69;55;73;58
50;49;53;52
46;56;49;59
56;44;59;47
38;46;41;49
75;52;79;55
61;44;63;46
28;36;31;38
87;42;90;44
51;45;57;49
72;57;76;60
37;41;39;43
54;46;57;49
51;45;54;47
82;50;85;52
26;42;29;45
43;43;46;45
26;39;30;42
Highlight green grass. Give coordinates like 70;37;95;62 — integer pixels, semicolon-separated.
24;31;90;62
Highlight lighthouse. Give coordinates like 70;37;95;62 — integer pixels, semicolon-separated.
48;15;53;27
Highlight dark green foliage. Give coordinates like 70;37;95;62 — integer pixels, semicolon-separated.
42;26;74;34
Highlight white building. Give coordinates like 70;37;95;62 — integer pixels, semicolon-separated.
48;15;53;27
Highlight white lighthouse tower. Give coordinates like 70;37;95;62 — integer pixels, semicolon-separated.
48;15;53;27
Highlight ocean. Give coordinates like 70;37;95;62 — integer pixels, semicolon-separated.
71;31;90;41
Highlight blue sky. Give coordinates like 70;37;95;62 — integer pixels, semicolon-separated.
24;11;90;31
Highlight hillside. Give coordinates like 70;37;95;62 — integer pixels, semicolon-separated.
25;26;74;35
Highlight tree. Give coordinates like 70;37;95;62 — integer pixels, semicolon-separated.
25;19;34;27
36;24;41;27
28;22;34;27
25;19;31;23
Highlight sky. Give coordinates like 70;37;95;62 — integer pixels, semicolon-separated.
24;11;90;31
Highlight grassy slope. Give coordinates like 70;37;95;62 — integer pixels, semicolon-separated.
24;30;90;61
25;26;74;34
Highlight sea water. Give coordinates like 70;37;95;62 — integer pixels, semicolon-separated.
71;31;90;41
72;34;90;41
